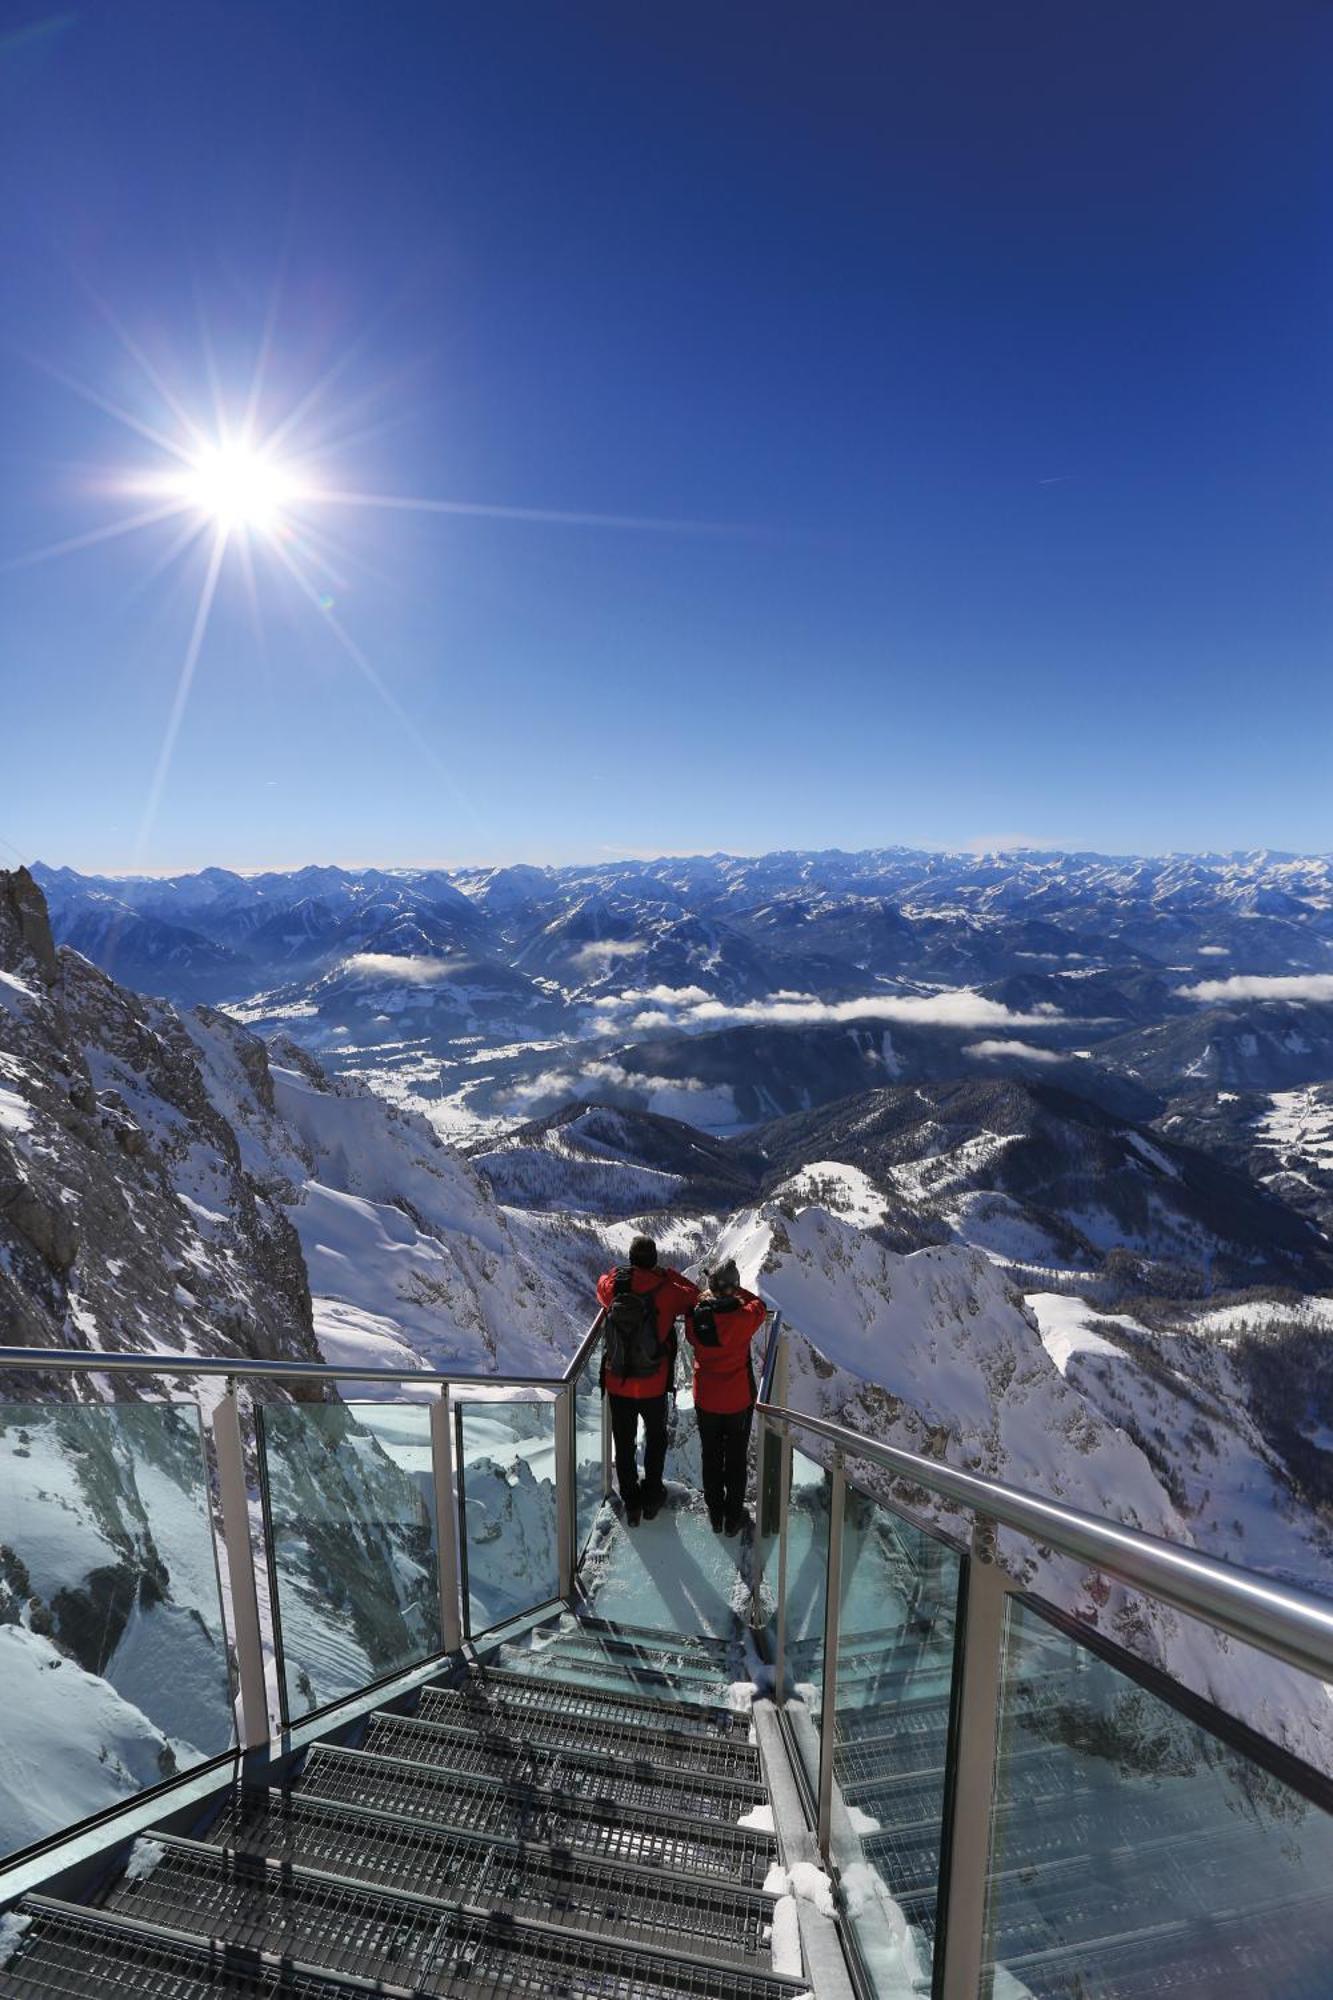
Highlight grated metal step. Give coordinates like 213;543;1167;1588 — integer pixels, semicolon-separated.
206;1789;779;1965
417;1683;760;1779
361;1712;765;1823
467;1663;750;1738
504;1639;737;1698
571;1615;737;1658
0;1900;394;1998
296;1744;777;1886
96;1838;804;2000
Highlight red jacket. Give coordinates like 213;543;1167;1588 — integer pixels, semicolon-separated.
685;1289;768;1415
597;1265;700;1399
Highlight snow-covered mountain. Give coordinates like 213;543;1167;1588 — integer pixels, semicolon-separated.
6;853;1333;1838
0;870;580;1377
32;845;1333;1149
709;1204;1333;1774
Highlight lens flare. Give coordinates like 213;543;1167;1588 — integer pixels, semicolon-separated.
174;439;297;535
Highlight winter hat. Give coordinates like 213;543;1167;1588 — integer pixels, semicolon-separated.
706;1257;740;1293
628;1234;658;1269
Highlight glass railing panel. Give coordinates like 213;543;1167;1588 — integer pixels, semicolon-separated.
456;1397;558;1635
0;1401;232;1862
574;1336;605;1563
831;1482;963;1996
784;1445;833;1799
981;1595;1333;1998
259;1400;441;1720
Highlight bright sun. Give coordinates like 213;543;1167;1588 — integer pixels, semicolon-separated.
177;440;296;534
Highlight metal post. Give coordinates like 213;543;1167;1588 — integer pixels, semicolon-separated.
600;1382;612;1501
749;1419;770;1627
816;1451;847;1862
429;1389;463;1654
937;1515;1009;2000
773;1433;792;1704
210;1391;270;1753
555;1384;575;1602
750;1324;788;1622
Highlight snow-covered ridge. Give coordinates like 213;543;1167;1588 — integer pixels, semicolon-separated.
711;1200;1333;1777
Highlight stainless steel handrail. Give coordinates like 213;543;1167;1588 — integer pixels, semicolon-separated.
759;1401;1333;1687
0;1316;606;1391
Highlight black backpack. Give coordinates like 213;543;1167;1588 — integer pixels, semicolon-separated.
604;1269;665;1379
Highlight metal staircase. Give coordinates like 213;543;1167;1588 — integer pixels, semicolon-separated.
4;1315;1333;1999
6;1627;805;1999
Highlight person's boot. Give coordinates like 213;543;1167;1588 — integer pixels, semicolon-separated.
724;1508;745;1536
641;1489;665;1521
620;1490;642;1528
708;1508;725;1533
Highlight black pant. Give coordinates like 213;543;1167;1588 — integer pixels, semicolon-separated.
609;1391;668;1505
696;1405;753;1523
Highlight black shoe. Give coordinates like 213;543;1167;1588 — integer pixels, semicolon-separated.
625;1502;643;1528
724;1514;743;1537
641;1490;665;1520
709;1510;725;1534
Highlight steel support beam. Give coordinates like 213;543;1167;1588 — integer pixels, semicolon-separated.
937;1515;1009;2000
210;1391;270;1753
816;1452;847;1861
750;1326;787;1624
773;1433;792;1704
555;1383;576;1601
429;1389;463;1654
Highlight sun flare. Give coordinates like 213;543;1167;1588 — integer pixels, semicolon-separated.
174;439;297;535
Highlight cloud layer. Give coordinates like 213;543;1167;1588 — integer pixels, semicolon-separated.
591;985;1063;1036
342;953;463;984
1176;974;1333;1004
498;1057;740;1130
963;1039;1066;1063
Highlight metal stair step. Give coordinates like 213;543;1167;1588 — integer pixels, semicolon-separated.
492;1648;737;1708
362;1711;764;1823
95;1836;804;1999
502;1635;737;1693
417;1683;760;1779
295;1744;777;1886
208;1787;779;1966
467;1662;750;1737
0;1898;400;1999
570;1614;737;1659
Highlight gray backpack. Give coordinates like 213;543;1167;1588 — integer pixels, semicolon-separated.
604;1269;664;1378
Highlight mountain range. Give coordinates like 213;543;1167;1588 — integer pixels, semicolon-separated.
5;849;1333;1819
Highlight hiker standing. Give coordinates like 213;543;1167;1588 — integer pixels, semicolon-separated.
596;1234;699;1527
685;1259;767;1535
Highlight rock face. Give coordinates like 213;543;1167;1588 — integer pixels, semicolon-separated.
0;872;579;1384
0;873;320;1378
1;868;59;986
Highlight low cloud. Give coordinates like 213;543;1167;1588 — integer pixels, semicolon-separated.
1176;974;1333;1004
498;1057;740;1130
964;1039;1066;1064
570;939;647;970
592;985;1062;1036
341;953;461;984
1197;946;1229;957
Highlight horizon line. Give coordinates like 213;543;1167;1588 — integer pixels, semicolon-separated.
18;839;1333;884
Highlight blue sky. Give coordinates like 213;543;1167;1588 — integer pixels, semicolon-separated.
1;1;1329;873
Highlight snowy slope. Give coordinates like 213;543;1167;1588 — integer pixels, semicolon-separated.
711;1202;1333;1776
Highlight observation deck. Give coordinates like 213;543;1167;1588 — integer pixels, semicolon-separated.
1;1314;1332;1998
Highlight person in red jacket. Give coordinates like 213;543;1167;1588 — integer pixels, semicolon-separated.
596;1234;699;1526
685;1259;768;1535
